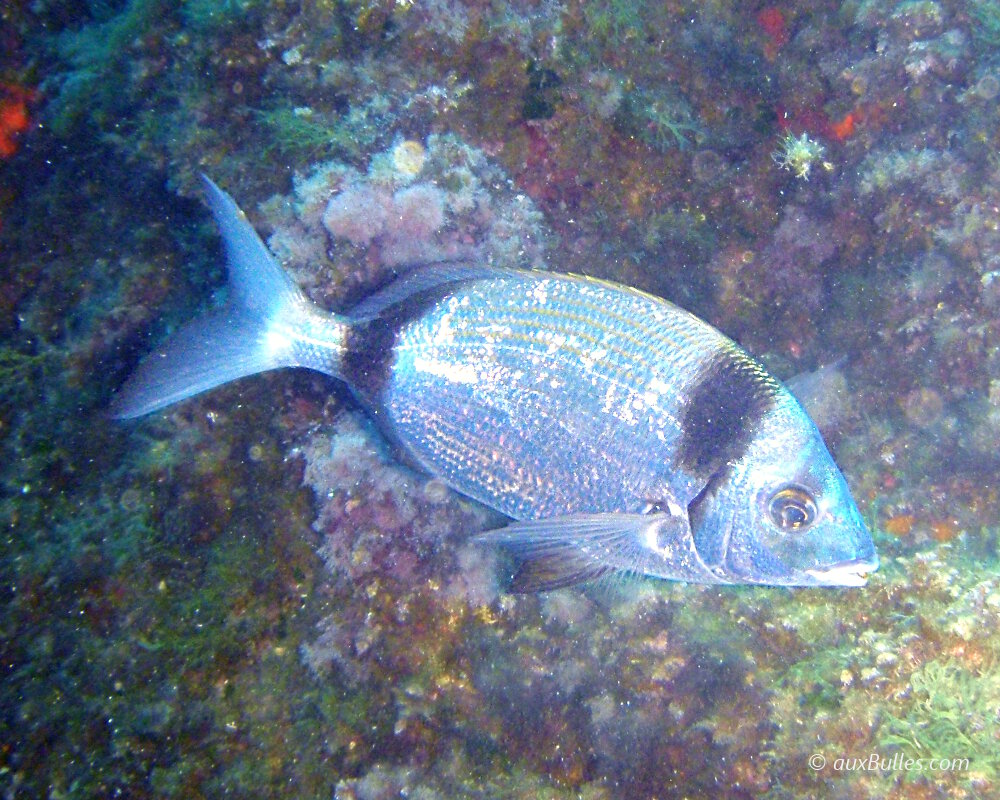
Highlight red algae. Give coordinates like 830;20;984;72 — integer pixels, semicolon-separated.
884;514;916;537
929;519;961;543
829;110;856;141
0;83;32;156
757;7;789;61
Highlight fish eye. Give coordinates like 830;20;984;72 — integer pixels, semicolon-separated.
767;485;818;532
642;500;666;514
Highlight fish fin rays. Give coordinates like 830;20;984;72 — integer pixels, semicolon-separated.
477;513;662;592
198;173;303;311
111;176;340;419
508;554;615;593
109;307;285;419
478;510;732;591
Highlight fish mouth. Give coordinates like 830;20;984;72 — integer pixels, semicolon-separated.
805;556;879;587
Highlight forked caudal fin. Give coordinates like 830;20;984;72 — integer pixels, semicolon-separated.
110;176;346;419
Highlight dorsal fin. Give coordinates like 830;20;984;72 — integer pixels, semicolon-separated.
347;263;537;320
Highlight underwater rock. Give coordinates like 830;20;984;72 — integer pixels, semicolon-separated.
786;359;852;435
263;134;550;305
295;412;498;682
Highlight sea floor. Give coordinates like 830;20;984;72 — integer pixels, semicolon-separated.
2;1;999;797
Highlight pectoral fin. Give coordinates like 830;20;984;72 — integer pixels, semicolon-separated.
476;512;692;592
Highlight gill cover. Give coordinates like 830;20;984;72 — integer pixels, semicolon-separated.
690;396;878;587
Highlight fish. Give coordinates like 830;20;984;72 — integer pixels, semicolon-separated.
111;176;879;591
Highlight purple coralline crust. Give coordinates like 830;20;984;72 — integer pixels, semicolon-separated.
263;135;549;309
297;415;496;591
290;413;782;796
322;185;393;247
295;413;499;682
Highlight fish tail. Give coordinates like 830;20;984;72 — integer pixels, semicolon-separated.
110;175;347;419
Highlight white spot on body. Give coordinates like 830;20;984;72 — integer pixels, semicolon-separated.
648;375;670;395
437;312;456;345
546;332;567;354
530;283;549;305
580;346;608;373
601;385;617;414
412;355;478;384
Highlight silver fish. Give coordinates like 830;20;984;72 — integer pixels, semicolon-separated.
112;177;878;591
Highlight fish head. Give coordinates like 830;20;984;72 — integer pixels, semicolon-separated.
689;396;878;587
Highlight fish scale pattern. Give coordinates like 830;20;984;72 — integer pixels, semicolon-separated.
381;272;735;520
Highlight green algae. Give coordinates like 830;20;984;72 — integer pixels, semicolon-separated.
969;0;1000;48
616;85;704;151
581;0;646;44
0;346;54;418
1;436;331;797
45;0;168;137
180;0;265;32
0;165;334;796
254;104;379;164
879;658;1000;783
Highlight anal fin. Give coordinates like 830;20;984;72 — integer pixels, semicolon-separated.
508;554;615;593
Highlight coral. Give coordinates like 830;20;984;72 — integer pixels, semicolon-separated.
320;180;449;266
376;183;449;265
322;184;393;247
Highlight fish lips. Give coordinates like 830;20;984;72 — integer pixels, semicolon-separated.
804;554;880;587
